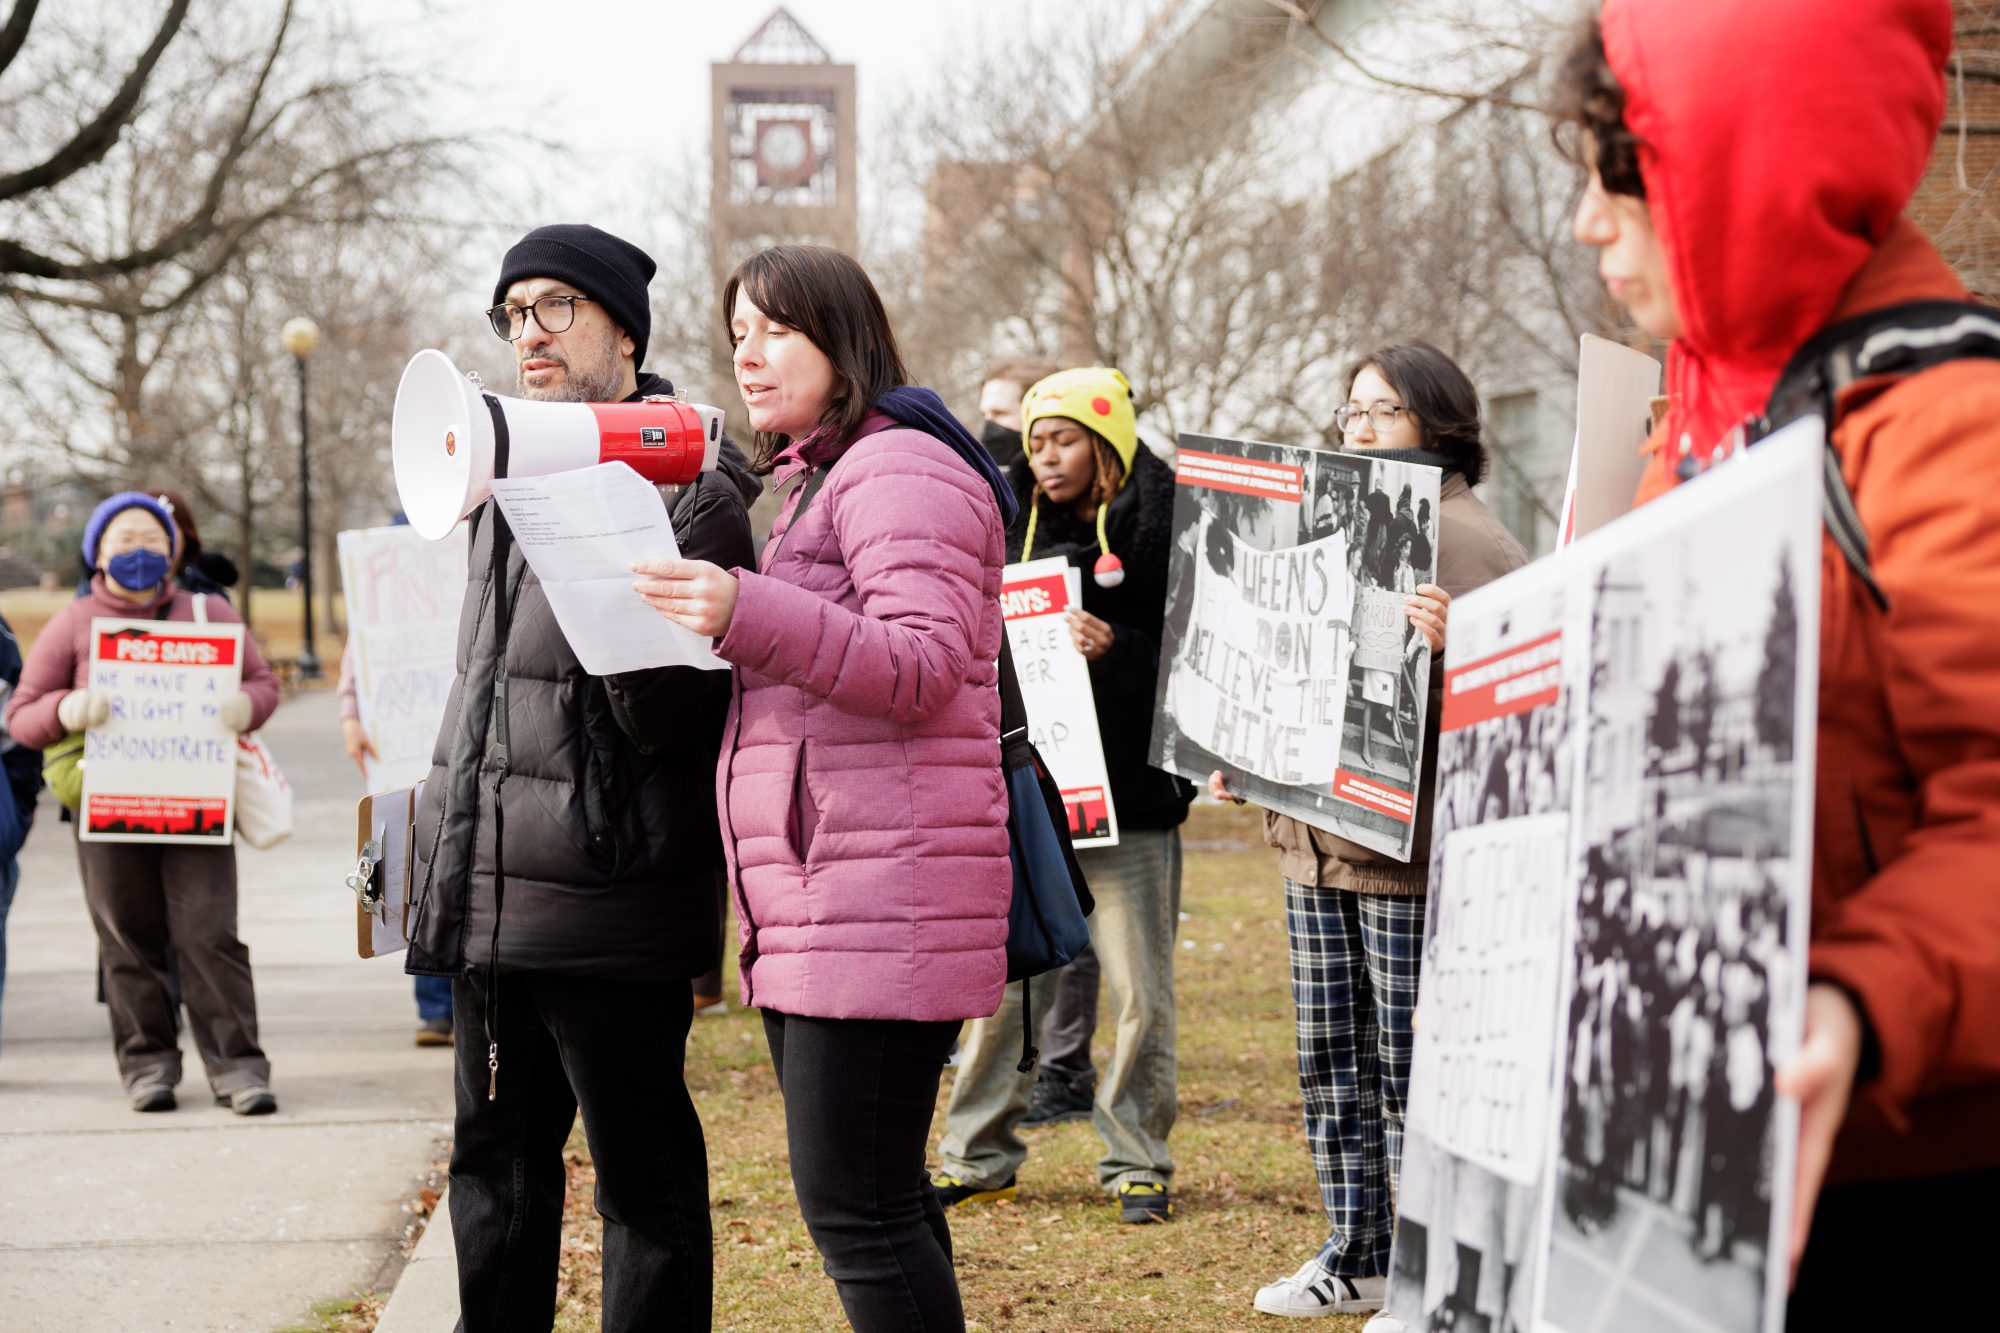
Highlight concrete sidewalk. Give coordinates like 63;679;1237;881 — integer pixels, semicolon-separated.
0;687;456;1332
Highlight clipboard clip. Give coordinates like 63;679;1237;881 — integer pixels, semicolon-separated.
347;839;384;912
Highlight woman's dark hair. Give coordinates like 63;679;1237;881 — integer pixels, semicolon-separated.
1344;340;1488;486
1548;14;1647;200
721;244;909;474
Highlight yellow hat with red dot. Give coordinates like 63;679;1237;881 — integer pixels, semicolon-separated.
1020;366;1138;588
1021;367;1138;484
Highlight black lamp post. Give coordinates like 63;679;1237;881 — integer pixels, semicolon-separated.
280;316;322;679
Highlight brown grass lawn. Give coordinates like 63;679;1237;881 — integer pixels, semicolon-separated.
0;586;343;670
550;802;1368;1332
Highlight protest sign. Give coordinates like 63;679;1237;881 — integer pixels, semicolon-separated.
1556;334;1663;547
1380;419;1823;1333
337;523;469;790
1151;432;1440;860
79;619;244;844
1002;558;1118;847
1412;812;1573;1183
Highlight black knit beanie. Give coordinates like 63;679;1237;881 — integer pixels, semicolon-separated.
493;224;656;366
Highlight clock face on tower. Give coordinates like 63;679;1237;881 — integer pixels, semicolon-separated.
756;119;814;187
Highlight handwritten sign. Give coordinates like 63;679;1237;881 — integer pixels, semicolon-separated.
338;524;469;789
1165;522;1352;787
1002;558;1118;848
1408;813;1573;1183
80;619;244;844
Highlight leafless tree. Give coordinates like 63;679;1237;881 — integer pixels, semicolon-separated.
0;0;485;610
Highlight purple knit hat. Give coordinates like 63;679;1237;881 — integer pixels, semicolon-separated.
82;492;178;567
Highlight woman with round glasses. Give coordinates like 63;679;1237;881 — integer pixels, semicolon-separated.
1212;342;1529;1320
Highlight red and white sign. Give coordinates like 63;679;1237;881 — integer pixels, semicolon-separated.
80;619;244;844
1441;630;1565;732
1002;557;1119;848
1174;448;1306;503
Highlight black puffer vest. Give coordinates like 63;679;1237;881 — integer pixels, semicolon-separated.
406;373;761;982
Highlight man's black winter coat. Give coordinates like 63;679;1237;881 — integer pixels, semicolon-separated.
407;373;761;983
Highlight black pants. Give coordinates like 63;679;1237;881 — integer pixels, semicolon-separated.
1788;1165;2000;1330
1036;944;1100;1091
450;972;711;1332
763;1009;964;1332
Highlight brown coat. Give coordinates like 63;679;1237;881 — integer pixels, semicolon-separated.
1264;471;1529;893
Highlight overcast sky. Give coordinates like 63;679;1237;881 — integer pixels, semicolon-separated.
360;0;1116;243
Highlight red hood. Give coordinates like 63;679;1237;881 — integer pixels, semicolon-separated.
1602;0;1954;462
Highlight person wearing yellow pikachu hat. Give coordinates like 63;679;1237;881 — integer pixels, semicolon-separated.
934;365;1196;1226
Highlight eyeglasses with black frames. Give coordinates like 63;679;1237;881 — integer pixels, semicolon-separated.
486;293;594;341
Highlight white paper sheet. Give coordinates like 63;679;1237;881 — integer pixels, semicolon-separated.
486;463;726;675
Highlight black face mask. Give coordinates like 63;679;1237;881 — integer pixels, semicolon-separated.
980;419;1024;467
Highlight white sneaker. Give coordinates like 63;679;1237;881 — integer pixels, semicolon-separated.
1360;1315;1410;1333
1253;1257;1386;1317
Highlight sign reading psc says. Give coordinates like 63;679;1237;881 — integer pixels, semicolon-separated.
1000;558;1119;848
81;620;244;844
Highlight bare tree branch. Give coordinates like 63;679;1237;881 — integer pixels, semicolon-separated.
0;0;40;78
0;0;190;204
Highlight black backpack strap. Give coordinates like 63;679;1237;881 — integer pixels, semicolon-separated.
1754;300;2000;614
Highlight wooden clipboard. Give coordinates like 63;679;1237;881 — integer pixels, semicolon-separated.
352;782;424;958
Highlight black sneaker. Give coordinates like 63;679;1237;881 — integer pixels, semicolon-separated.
129;1082;176;1113
1117;1180;1173;1224
932;1172;1017;1208
1022;1077;1093;1128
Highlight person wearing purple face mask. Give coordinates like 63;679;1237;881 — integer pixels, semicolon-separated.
4;492;280;1115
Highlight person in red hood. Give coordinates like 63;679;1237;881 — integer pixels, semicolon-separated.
1552;0;2000;1324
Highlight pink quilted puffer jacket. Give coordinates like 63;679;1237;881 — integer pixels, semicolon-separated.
715;412;1010;1021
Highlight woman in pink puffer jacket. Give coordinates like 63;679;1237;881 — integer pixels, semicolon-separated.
635;244;1013;1331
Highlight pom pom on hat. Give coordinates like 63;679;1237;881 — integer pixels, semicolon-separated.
1093;553;1125;588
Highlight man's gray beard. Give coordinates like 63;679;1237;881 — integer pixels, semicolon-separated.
518;349;624;403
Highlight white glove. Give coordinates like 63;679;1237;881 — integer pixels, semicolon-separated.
218;691;255;734
57;689;111;731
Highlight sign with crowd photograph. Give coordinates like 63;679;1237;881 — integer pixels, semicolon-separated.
337;523;469;790
1387;559;1579;1332
1381;420;1824;1333
1150;432;1442;860
78;619;244;844
1002;558;1118;847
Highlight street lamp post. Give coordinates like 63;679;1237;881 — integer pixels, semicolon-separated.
280;316;322;680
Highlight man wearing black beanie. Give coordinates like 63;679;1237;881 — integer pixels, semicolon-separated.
410;222;761;1330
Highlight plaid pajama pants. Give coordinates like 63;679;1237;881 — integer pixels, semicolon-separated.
1283;879;1425;1280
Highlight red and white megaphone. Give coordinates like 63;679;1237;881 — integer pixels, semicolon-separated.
391;348;725;540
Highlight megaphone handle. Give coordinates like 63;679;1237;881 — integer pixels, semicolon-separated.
481;390;515;1102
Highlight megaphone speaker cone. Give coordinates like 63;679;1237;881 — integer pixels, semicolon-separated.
392;349;490;541
391;349;729;542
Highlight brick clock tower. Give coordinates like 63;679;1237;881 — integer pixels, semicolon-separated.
709;9;858;286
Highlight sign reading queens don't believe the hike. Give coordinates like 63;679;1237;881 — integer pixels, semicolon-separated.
80;619;244;844
1151;433;1441;861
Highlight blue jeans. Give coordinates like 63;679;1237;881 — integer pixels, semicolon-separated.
414;973;453;1022
0;857;17;1048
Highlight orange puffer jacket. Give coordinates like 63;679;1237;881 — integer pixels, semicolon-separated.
1635;226;2000;1185
1609;0;2000;1185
